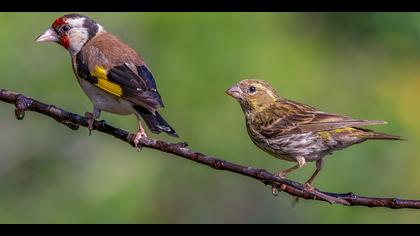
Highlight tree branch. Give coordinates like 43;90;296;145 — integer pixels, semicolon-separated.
1;88;419;209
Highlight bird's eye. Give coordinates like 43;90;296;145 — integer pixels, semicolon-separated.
62;25;70;32
248;86;257;93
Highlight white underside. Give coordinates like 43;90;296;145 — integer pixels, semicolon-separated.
78;78;136;116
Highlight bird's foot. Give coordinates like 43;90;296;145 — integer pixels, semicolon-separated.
303;182;315;191
272;171;287;196
275;171;287;179
133;128;147;151
85;112;95;136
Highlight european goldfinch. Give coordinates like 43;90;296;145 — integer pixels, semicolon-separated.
36;14;178;147
226;79;401;190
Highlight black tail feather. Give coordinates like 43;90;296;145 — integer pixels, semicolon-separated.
134;106;178;137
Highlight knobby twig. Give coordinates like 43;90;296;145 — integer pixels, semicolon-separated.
1;88;419;209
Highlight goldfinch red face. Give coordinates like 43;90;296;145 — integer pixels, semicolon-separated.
36;14;103;55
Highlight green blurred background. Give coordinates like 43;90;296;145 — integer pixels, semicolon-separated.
0;12;419;223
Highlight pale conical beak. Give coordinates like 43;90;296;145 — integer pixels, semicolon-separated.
226;85;243;99
35;28;59;43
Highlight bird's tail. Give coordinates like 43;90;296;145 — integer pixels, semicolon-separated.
134;106;179;137
356;128;404;141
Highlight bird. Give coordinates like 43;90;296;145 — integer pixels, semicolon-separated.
36;14;178;147
226;79;402;191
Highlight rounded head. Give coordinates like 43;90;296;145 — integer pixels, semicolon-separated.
226;79;280;110
36;14;104;55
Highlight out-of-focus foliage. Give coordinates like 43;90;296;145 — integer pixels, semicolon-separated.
0;13;419;223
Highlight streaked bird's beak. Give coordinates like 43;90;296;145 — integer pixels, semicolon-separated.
35;28;59;43
226;85;242;99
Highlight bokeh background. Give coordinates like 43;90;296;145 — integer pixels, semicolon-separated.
0;12;419;223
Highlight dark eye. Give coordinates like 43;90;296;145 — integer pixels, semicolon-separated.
61;25;70;32
248;86;257;93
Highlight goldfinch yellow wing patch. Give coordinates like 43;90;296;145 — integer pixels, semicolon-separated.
91;66;123;97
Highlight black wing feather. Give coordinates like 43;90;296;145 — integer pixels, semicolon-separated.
108;64;147;91
107;65;164;108
137;65;157;90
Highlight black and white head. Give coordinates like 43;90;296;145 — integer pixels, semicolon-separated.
36;14;105;55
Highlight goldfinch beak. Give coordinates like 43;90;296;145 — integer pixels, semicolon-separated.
36;28;59;43
226;85;243;99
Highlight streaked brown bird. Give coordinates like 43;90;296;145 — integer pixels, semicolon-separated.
36;14;178;148
226;79;402;191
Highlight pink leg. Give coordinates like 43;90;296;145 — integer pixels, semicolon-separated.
304;159;324;190
275;156;306;178
133;120;148;151
272;157;306;195
85;112;94;136
85;107;101;136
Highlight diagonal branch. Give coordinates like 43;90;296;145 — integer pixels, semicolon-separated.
1;88;419;209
